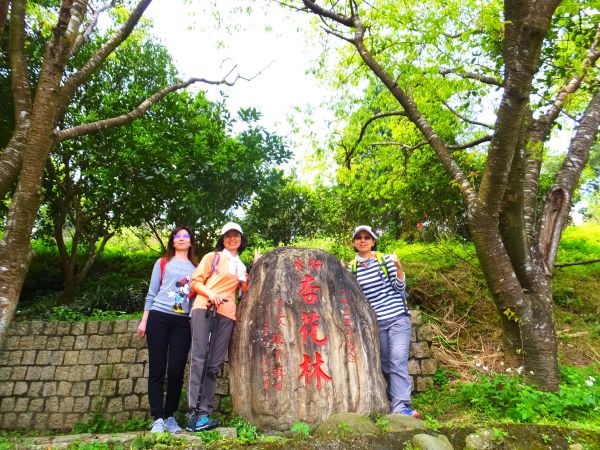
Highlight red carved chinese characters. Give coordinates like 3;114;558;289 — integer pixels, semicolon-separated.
297;274;321;305
273;366;284;391
262;354;270;389
299;311;328;345
309;258;323;270
276;298;286;327
339;289;356;362
261;298;287;391
261;322;270;348
299;352;332;389
295;260;332;389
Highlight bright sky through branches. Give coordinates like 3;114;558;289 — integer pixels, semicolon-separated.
146;0;331;173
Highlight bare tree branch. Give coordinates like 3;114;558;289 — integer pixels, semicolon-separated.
366;135;492;152
322;25;354;43
68;0;115;59
56;0;154;121
145;220;167;253
441;99;494;129
0;0;35;198
273;0;307;13
369;141;429;151
64;0;89;51
448;135;493;150
439;67;503;87
534;91;579;121
368;141;403;147
555;258;600;268
345;111;406;167
55;74;243;142
8;0;32;120
538;26;600;131
302;0;354;27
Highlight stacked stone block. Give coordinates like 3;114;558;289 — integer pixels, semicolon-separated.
0;320;151;431
0;315;434;431
408;310;438;392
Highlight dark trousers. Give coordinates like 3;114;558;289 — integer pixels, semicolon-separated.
146;310;191;420
188;308;234;415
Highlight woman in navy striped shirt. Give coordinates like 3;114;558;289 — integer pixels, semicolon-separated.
349;225;419;418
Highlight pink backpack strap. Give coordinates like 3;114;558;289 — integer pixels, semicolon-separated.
208;252;220;279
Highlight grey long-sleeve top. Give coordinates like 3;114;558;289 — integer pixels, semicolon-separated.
144;258;197;316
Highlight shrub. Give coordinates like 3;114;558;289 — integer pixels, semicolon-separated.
458;366;600;423
290;420;311;437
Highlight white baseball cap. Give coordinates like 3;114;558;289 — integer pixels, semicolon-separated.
221;222;243;236
353;225;378;240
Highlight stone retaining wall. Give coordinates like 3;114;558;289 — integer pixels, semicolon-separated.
0;314;436;431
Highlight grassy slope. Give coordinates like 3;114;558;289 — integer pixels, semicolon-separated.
386;224;600;374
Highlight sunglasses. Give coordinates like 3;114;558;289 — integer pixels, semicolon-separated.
174;233;190;239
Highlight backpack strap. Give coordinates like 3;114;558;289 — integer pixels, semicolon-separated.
159;257;167;287
375;252;389;278
350;255;388;277
350;259;358;275
208;252;220;279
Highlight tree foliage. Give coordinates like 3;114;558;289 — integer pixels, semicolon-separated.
293;0;600;390
0;0;249;339
33;31;290;303
242;170;321;246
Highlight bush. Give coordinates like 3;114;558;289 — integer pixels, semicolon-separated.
458;366;600;423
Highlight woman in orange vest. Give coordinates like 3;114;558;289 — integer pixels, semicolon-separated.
186;222;248;432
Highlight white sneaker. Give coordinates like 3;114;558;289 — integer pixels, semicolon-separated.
164;416;182;433
150;418;165;433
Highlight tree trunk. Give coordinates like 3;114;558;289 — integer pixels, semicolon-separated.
469;209;560;389
0;1;75;341
57;268;78;306
520;287;559;389
230;248;388;430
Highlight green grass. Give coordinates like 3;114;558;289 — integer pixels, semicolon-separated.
414;364;600;430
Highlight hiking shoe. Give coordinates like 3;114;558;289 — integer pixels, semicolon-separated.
186;415;220;432
397;407;421;419
164;416;181;433
150;418;165;433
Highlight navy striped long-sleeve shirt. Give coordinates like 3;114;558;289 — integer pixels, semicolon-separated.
348;253;409;321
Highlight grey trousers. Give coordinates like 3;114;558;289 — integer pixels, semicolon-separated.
187;308;234;415
378;314;413;413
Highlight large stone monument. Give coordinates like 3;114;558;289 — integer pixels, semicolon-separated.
229;247;388;430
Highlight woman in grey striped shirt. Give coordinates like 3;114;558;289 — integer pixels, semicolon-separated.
348;225;420;418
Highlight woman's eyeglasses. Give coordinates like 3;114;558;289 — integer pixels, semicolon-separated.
174;233;190;239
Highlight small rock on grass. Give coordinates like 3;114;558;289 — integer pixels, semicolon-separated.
381;413;425;432
413;433;454;450
318;412;379;437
